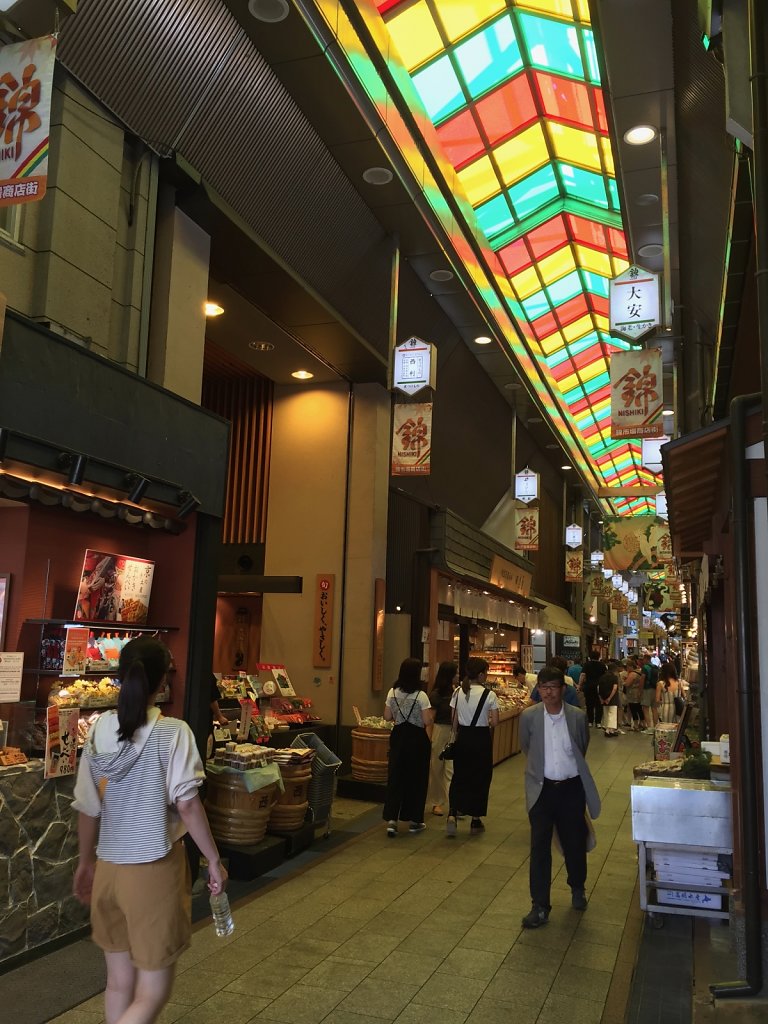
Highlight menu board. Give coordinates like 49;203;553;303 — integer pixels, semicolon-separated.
74;549;155;625
0;652;23;701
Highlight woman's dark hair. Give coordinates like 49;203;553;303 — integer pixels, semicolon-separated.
117;636;171;742
589;648;600;660
430;661;457;700
395;657;423;694
660;662;678;688
461;657;489;696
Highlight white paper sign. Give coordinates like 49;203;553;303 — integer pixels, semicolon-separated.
392;336;436;395
0;652;24;701
609;264;660;341
515;467;539;504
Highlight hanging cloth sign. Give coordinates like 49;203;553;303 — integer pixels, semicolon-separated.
610;348;664;439
513;508;539;551
391;402;431;475
609;264;660;342
514;467;539;504
0;36;57;208
565;550;584;583
565;523;583;549
603;516;673;571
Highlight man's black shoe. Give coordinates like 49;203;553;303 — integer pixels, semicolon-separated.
572;889;588;910
522;905;549;929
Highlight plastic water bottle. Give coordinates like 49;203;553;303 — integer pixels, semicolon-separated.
209;892;234;937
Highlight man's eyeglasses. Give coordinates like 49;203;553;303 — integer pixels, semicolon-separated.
538;683;563;691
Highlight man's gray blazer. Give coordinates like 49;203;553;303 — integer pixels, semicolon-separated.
519;702;601;818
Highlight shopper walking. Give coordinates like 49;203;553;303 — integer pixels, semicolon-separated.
382;657;434;836
446;657;499;837
624;657;644;730
580;649;607;727
520;666;601;929
426;661;458;816
598;670;621;736
72;637;227;1024
657;662;681;723
640;652;660;731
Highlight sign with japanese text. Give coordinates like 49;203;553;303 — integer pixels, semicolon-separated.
610;348;664;439
0;651;23;701
609;264;660;342
514;467;539;504
489;555;532;597
312;574;335;668
603;517;673;572
565;523;583;549
75;549;155;624
391;402;431;475
45;704;78;779
513;508;539;551
392;336;436;396
565;551;584;583
0;36;56;208
62;626;89;676
644;581;682;613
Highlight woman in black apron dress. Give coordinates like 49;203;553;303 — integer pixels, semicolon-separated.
382;658;434;836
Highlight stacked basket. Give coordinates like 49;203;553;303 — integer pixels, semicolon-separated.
289;732;342;833
268;752;314;832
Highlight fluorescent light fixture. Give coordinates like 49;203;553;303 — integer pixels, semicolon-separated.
291;370;314;380
474;335;493;345
623;124;658;146
560;465;572;471
204;302;224;317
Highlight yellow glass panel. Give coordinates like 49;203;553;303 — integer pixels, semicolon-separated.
600;137;614;176
496;124;550;185
387;4;444;71
612;256;630;275
516;0;574;20
511;264;542;300
576;245;612;276
563;314;594;342
540;331;566;356
594;313;609;332
457;154;500;206
548;123;601;172
558;370;580;393
438;0;505;42
576;0;592;23
537;245;577;285
580;358;608;384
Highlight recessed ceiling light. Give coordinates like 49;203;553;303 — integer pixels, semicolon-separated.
248;0;290;22
638;243;664;258
291;370;314;380
204;302;224;317
662;408;675;416
474;335;493;345
362;166;393;185
623;124;658;146
546;443;559;450
598;519;604;525
528;416;543;424
636;193;659;206
429;269;453;282
561;465;572;470
249;341;275;352
504;381;523;390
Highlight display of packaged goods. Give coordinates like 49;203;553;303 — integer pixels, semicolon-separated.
216;676;250;700
272;747;315;765
212;742;275;770
247;715;271;744
0;747;28;766
49;677;120;708
358;716;393;730
495;690;532;711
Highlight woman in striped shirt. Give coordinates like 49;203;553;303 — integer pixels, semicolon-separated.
73;637;227;1024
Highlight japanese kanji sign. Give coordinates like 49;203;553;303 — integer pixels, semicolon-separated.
565;523;583;550
391;402;431;475
74;549;155;625
45;705;78;779
565;551;584;583
392;336;436;396
610;348;664;439
0;36;56;208
644;580;682;613
313;574;335;668
513;508;539;551
602;516;673;572
514;467;539;504
609;264;660;342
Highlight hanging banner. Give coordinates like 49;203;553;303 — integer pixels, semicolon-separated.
565;550;584;583
392;336;436;395
312;574;335;668
644;581;682;612
565;523;583;549
514;467;539;504
603;516;673;571
391;402;431;475
75;549;155;624
513;508;539;551
0;36;57;208
609;264;660;342
45;705;78;779
610;348;664;439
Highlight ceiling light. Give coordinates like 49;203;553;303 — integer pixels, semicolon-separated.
638;243;664;258
528;416;543;424
546;443;559;450
249;341;275;352
204;302;224;317
636;193;659;206
504;381;523;390
177;490;200;520
126;474;150;504
474;335;492;345
362;166;393;185
662;408;675;416
623;124;658;146
429;269;453;282
248;0;290;22
291;370;314;380
561;465;572;471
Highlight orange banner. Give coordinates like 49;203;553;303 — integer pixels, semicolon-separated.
391;402;431;475
565;551;584;583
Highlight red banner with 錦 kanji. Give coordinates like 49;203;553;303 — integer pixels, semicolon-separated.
513;508;539;551
0;36;56;208
610;348;664;439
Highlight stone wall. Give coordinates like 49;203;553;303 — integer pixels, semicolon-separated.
0;761;88;963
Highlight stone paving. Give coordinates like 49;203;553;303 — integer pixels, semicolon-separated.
49;728;651;1024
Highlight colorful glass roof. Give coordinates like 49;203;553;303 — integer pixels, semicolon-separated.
374;0;658;513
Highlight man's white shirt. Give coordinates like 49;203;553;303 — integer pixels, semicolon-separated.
543;706;579;780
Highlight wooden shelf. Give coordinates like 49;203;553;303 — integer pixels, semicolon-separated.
26;619;178;632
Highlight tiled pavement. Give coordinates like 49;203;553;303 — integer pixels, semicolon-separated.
49;729;652;1024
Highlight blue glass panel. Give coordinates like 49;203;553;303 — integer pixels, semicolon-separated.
560;164;608;207
521;289;552;320
582;29;601;84
581;271;609;296
545;348;571;369
508;164;559;219
455;16;523;99
546;269;582;304
564;383;587;404
607;177;620;210
518;12;584;79
567;334;601;358
476;192;516;239
588;370;610;391
412;56;466;123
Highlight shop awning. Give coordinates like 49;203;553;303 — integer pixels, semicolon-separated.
662;417;730;558
540;601;582;637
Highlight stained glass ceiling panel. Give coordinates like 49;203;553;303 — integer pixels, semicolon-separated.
374;0;658;512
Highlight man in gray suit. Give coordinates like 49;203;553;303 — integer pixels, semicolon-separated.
519;665;601;928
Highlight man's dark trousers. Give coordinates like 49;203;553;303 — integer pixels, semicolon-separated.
529;776;588;910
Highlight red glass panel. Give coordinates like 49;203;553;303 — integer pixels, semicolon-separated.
436;109;486;169
498;237;533;275
475;74;538;146
530;310;558;340
533;72;594;131
376;0;405;13
607;227;628;258
586;293;609;317
593;88;608;133
550;357;575;382
553;293;589;327
526;214;568;260
572;346;603;372
567;214;608;251
570;383;610;414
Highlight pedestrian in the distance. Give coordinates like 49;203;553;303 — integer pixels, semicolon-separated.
519;665;601;929
580;649;607;727
382;657;434;837
426;661;458;816
446;657;499;837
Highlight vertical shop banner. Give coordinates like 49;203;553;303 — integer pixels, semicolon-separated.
0;36;56;208
513;508;539;551
565;550;584;583
610;348;663;439
45;705;78;779
391;403;431;475
603;516;673;571
313;574;334;668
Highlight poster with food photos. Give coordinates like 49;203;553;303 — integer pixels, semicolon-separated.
74;549;155;625
45;705;79;778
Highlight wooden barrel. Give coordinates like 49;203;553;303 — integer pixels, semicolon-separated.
204;771;278;846
351;727;390;783
269;799;309;832
274;763;313;806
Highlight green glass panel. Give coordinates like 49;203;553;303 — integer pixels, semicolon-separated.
564;383;587;404
607;177;620;210
508;164;559;219
476;192;516;239
546;269;582;305
455;16;523;99
582;29;601;85
517;11;584;80
522;289;552;320
412;55;466;123
581;271;609;297
560;163;608;207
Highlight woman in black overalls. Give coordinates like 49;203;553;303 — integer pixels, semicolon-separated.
382;658;435;836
